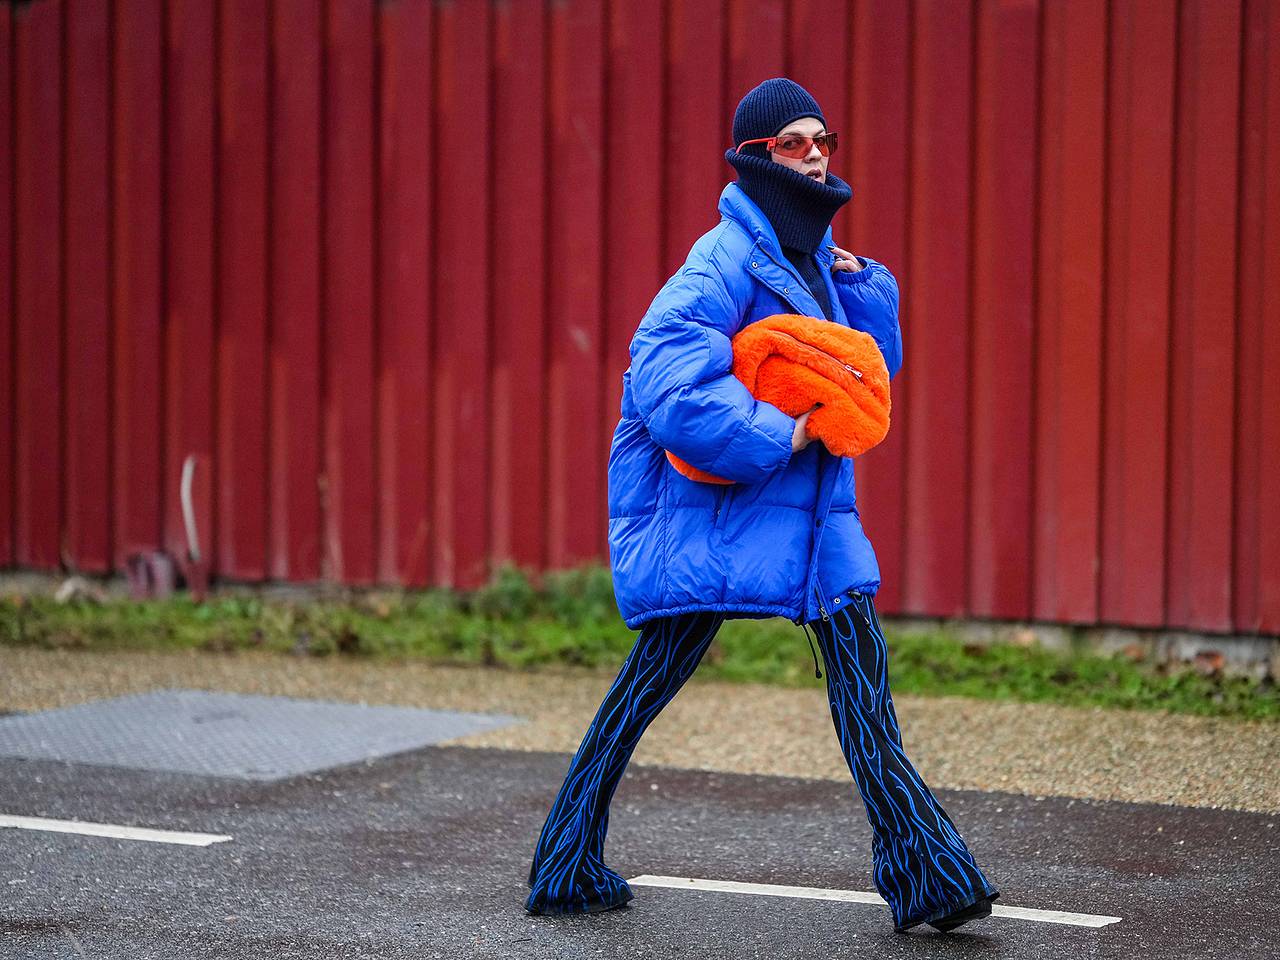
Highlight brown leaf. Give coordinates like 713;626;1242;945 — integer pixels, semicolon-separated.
1192;650;1225;676
1008;628;1039;648
1120;642;1147;663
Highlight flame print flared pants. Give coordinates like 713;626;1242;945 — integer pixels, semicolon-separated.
524;592;999;929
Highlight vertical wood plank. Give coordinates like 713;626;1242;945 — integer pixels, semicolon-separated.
1099;0;1176;627
1033;0;1106;624
216;0;269;579
604;0;663;505
165;0;218;578
491;0;548;575
322;0;377;584
375;0;432;585
727;0;784;102
0;3;12;566
664;0;726;278
13;0;63;569
969;0;1038;620
903;0;974;617
64;0;112;573
845;0;910;612
545;0;605;571
431;0;490;588
1165;0;1241;632
1233;0;1280;635
113;0;166;569
786;0;848;167
268;0;323;581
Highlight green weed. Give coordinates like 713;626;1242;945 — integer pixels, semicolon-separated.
1;561;1275;721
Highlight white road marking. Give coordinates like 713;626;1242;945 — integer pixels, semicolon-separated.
0;814;231;847
627;875;1122;928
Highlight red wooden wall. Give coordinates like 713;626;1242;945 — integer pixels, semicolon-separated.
2;0;1277;635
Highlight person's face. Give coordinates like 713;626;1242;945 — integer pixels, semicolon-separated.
770;116;829;183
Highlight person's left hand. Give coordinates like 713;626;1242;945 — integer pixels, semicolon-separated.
828;244;865;273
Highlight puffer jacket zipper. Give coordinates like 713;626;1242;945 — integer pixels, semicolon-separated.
786;449;834;627
750;241;842;628
712;484;732;529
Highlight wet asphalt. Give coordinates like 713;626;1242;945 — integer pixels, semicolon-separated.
1;744;1277;959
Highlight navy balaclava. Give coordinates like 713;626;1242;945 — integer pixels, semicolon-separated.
724;77;852;257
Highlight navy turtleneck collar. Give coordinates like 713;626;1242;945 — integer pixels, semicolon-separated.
724;148;853;254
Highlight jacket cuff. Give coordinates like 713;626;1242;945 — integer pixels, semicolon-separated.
832;255;878;285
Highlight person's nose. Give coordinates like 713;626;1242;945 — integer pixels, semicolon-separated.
805;140;823;162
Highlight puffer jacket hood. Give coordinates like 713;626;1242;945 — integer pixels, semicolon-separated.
607;181;903;630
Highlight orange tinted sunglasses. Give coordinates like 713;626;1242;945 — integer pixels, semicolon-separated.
734;131;839;159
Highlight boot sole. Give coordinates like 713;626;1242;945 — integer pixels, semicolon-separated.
926;894;994;932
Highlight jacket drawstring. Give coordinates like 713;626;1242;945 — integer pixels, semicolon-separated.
801;621;823;679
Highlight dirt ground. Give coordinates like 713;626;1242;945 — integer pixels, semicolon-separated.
3;645;1276;814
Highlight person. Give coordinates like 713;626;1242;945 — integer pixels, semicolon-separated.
524;77;999;934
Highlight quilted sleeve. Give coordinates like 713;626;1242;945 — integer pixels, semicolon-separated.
628;266;796;485
833;256;903;381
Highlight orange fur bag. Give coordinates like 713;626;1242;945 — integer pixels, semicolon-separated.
665;313;892;485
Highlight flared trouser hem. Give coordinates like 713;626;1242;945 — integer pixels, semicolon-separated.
893;884;1001;932
523;611;726;917
811;591;1001;931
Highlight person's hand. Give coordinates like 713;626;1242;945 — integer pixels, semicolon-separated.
792;403;822;452
827;244;865;273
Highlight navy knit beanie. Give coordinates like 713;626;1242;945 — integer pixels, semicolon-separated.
730;77;825;159
725;77;852;254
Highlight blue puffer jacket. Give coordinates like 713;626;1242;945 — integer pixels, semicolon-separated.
607;181;903;630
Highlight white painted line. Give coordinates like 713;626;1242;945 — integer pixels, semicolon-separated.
985;903;1122;927
0;814;232;847
630;874;889;907
627;875;1122;928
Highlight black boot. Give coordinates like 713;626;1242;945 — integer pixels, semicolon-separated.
927;892;995;932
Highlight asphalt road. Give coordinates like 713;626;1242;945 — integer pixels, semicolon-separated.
2;744;1277;959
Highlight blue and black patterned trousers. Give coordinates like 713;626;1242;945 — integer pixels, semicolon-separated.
812;590;1000;929
524;592;999;929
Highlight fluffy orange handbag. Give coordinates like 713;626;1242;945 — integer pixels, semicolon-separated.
666;313;892;485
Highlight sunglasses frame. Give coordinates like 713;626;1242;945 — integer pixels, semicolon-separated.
734;131;839;159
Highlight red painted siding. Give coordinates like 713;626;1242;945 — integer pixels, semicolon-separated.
377;0;433;585
2;0;1277;636
1165;0;1243;633
1100;0;1177;628
969;0;1037;622
905;0;975;618
217;0;270;580
165;0;219;580
268;0;323;582
845;0;909;615
64;0;111;575
0;3;13;568
491;0;547;577
13;0;63;570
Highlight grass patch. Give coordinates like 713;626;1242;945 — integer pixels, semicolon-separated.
2;561;1276;721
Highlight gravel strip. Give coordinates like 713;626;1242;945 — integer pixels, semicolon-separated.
3;646;1276;813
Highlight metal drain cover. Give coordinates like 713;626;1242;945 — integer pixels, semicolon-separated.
0;689;521;781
